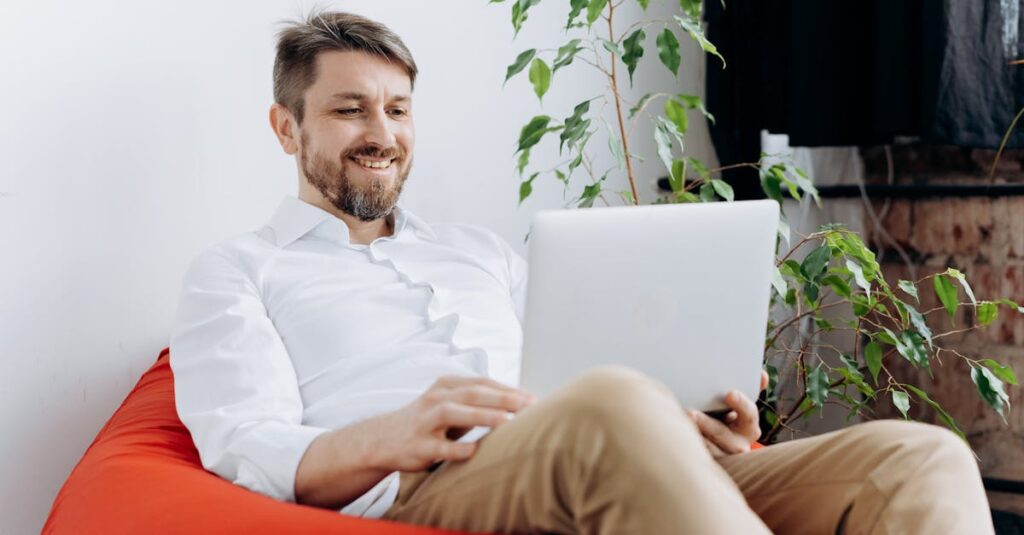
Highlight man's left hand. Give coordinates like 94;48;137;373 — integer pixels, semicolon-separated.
687;370;769;458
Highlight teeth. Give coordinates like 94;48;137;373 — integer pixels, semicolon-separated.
353;158;394;169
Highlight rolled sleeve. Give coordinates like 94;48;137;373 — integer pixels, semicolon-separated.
169;248;330;502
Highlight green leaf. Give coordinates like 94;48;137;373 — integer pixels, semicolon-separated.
905;305;933;349
838;354;874;397
770;266;788;298
864;341;883;385
664;98;690;138
904;385;966;441
710;179;734;202
845;260;871;293
605;121;626;171
567;0;589;29
996;298;1024;314
587;0;609;26
679;0;702;18
559;100;592;154
598;37;622;57
820;274;852;299
896;330;929;369
511;0;542;36
518;172;538;205
933;274;959;320
655;28;681;76
516;115;552;154
516;148;530;176
675;94;715;123
977;301;998;326
980;359;1018;385
579;178;604;208
654;120;676;178
675;14;725;68
528;58;552;102
637;0;650;10
504;49;536;85
807;365;830;408
699;181;716;202
629;93;655;119
800;246;831;281
897;280;919;303
621;29;645;86
552;39;584;73
946;268;977;305
971;365;1010;422
668;159;685;192
892;391;911;419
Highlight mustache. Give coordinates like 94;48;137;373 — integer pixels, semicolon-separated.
347;145;404;160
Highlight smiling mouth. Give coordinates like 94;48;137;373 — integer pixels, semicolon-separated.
350;156;397;170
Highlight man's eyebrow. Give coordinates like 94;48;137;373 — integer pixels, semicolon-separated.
329;92;412;104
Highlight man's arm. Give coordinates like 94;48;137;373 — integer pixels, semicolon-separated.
296;375;535;509
170;248;332;502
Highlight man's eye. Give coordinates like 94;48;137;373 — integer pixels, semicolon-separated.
336;109;360;115
389;109;408;116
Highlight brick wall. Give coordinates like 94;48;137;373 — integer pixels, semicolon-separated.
860;144;1024;515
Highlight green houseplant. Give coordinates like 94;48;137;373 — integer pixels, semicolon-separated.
490;0;1019;443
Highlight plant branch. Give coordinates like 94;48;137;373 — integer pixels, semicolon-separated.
606;1;641;205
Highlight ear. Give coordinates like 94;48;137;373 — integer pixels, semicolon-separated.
269;103;300;155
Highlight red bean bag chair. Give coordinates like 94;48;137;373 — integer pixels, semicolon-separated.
43;348;476;535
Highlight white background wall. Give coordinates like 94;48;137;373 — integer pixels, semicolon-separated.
0;1;715;532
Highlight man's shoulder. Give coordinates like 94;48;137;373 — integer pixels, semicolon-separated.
183;230;276;282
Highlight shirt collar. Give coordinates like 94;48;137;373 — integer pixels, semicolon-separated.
263;195;436;248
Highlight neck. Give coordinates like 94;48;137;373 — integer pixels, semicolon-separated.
298;187;394;246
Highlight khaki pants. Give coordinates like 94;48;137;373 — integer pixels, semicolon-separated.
383;365;994;534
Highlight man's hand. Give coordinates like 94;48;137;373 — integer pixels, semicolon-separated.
364;375;535;472
687;370;769;458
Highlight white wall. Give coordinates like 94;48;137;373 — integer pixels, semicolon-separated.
0;1;715;533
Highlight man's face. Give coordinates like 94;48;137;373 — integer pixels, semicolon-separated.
297;50;415;222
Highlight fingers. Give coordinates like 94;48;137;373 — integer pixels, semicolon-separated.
760;370;769;392
434;375;527;396
425;438;477;462
724;390;761;442
448;384;534;413
427;402;512;430
688;410;751;455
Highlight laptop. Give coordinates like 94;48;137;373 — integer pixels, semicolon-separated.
518;199;780;412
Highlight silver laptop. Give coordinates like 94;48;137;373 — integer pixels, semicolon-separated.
519;199;779;412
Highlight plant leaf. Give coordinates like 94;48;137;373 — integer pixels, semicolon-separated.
605;121;626;171
655;28;681;76
587;0;609;27
559;100;592;154
637;0;650;10
947;268;977;305
621;29;645;86
892;390;911;419
516;115;552;154
904;385;966;441
933;274;959;320
971;365;1010;422
511;0;542;36
807;365;830;408
629;93;655;119
896;330;929;369
981;359;1018;385
567;0;589;29
710;179;734;202
977;301;998;326
674;14;725;68
800;246;831;282
518;172;538;205
504;49;536;85
846;259;871;293
864;341;883;385
770;266;788;298
897;279;919;303
552;39;584;73
528;58;552;102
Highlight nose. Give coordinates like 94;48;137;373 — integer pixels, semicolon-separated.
363;108;397;148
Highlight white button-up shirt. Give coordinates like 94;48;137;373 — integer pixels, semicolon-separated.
169;195;527;518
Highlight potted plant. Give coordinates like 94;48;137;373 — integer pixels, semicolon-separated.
490;0;1019;443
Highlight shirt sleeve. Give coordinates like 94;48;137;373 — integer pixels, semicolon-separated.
169;247;331;503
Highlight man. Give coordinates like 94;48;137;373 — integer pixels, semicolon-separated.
170;10;994;534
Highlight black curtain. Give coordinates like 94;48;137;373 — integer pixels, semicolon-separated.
705;0;1024;199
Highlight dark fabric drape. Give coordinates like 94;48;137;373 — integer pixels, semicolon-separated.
705;0;1024;199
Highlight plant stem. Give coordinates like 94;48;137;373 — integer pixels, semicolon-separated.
606;0;641;205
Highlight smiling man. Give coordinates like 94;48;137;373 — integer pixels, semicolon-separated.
169;10;995;534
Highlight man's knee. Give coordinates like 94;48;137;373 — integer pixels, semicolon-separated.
851;419;976;470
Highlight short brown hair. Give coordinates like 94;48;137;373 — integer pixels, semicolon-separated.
273;10;418;125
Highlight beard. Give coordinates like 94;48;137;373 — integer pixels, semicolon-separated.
300;132;412;222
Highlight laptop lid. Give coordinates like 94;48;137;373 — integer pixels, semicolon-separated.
519;199;780;411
